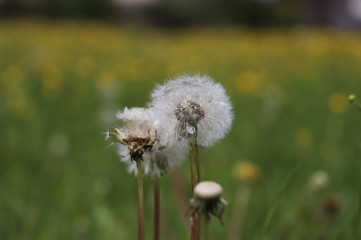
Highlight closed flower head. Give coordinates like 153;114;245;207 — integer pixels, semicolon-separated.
149;74;233;147
190;181;227;224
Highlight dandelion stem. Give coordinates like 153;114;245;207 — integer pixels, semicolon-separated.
168;170;190;234
154;178;160;240
137;161;145;240
190;134;201;240
190;135;200;190
203;215;209;240
228;184;252;240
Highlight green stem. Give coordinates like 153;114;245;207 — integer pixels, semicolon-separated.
137;161;145;240
190;135;200;191
190;134;201;240
154;178;160;240
203;215;209;240
227;184;252;240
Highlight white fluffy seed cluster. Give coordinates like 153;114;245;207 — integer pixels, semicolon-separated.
106;74;233;178
115;107;156;140
109;107;186;178
149;74;234;147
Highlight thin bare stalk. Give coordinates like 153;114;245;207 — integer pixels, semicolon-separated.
202;215;209;240
228;184;252;240
168;170;190;233
137;161;145;240
189;135;200;190
190;134;201;240
154;178;160;240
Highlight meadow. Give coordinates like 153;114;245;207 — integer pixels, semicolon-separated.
0;19;360;240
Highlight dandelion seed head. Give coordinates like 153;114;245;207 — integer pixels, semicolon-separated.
149;74;233;147
108;107;187;178
308;170;330;193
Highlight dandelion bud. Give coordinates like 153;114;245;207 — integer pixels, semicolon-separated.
347;93;361;113
190;181;227;224
348;94;356;102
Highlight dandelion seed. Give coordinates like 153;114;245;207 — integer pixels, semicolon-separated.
149;74;233;147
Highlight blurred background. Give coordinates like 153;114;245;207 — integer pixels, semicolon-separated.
1;0;361;239
2;0;361;28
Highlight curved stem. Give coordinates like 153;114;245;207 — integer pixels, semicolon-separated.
154;178;160;240
137;161;145;240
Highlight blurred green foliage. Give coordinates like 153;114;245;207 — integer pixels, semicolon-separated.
0;20;360;240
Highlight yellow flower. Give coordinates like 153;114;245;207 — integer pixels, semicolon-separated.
232;161;261;183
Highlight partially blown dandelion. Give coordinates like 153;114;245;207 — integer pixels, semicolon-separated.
105;107;186;178
105;107;187;240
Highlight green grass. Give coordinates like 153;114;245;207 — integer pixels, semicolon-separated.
0;19;360;240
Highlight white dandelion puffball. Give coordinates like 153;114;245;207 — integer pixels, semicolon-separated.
149;74;233;147
110;107;186;178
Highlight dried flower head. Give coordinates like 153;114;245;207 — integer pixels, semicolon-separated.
149;74;233;147
105;107;186;178
106;108;156;160
190;181;227;224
